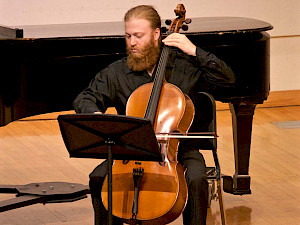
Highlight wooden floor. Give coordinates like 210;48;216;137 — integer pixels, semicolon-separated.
0;100;299;224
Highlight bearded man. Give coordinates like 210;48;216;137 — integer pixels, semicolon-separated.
73;5;235;225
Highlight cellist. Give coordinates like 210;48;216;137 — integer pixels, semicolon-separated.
73;5;235;225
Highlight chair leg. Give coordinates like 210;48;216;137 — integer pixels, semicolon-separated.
207;180;216;208
217;179;226;225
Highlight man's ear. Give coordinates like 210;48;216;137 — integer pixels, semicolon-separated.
154;27;161;41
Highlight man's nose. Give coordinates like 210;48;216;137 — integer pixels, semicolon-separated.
130;36;137;46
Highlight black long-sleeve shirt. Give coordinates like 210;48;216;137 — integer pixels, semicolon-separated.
73;46;235;114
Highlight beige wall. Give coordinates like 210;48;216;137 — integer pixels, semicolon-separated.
1;0;299;91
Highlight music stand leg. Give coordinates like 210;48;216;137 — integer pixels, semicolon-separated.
107;141;113;225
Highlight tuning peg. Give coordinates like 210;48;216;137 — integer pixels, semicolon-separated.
161;26;168;34
181;24;189;31
165;19;172;25
185;18;192;24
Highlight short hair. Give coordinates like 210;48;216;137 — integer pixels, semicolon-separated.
124;5;161;31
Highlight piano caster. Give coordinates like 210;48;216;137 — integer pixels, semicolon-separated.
223;175;251;195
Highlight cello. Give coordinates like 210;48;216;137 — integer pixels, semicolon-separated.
102;4;195;224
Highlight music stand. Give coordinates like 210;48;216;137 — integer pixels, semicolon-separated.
57;114;163;225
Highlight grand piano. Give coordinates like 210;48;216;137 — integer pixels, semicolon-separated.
0;17;273;195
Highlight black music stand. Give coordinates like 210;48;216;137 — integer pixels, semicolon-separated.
57;114;163;225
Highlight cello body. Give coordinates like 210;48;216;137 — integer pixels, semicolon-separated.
102;82;194;224
101;155;187;224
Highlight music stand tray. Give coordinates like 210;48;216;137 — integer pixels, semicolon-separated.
57;114;162;161
57;113;163;225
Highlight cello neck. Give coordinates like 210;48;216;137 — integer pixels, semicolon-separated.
144;45;171;124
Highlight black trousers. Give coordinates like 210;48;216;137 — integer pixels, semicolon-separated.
89;149;208;225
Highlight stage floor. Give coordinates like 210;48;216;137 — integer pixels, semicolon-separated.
0;104;299;225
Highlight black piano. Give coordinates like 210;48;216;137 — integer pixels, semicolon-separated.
0;17;273;195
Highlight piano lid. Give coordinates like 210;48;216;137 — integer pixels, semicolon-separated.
1;17;273;39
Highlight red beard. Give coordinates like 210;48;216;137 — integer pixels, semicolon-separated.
126;38;160;72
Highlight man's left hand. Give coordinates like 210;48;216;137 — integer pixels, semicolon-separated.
162;33;197;56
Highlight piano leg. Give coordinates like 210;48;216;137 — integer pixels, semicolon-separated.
223;102;256;195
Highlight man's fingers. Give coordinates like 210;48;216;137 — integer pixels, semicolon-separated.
163;33;196;56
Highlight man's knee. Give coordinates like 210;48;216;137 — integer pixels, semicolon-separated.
89;160;108;179
89;161;108;196
187;173;208;191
